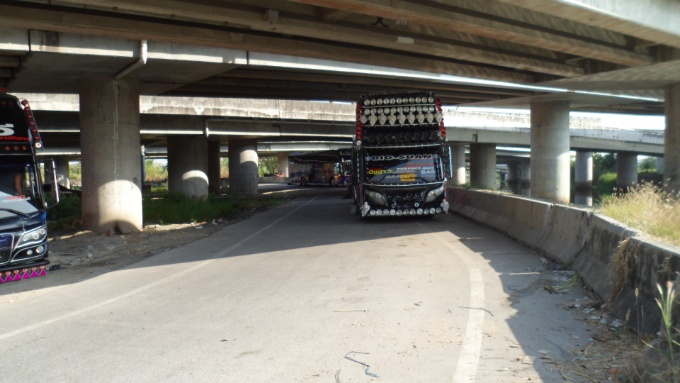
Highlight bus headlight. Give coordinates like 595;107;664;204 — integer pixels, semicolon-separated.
424;185;445;203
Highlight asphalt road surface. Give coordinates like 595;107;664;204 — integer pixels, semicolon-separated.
0;189;594;382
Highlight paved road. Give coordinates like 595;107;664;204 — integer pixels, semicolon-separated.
0;189;592;382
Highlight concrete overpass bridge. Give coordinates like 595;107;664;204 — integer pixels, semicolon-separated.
21;93;665;197
1;0;679;235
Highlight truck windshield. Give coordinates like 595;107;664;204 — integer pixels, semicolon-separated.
364;149;443;185
0;157;42;218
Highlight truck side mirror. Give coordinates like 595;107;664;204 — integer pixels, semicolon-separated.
41;159;60;208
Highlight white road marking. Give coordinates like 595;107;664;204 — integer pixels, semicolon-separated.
0;197;316;341
423;229;486;383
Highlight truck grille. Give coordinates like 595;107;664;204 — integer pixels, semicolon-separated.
0;234;12;264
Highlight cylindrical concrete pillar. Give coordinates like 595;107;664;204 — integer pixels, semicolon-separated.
80;77;142;233
665;84;680;194
450;143;467;186
277;152;289;178
469;143;496;190
574;151;594;190
530;101;570;203
167;136;209;198
506;161;520;193
208;140;221;195
229;138;259;195
657;157;665;174
616;152;638;190
520;159;531;185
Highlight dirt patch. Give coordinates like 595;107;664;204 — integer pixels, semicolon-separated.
0;220;226;302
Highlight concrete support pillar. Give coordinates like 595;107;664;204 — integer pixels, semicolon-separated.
229;138;259;195
530;101;570;203
208;140;221;195
657;157;665;174
80;77;142;234
469;143;496;190
520;159;531;186
616;152;638;190
167;136;209;198
506;161;520;193
574;151;594;190
665;83;680;194
277;152;289;178
450;143;467;186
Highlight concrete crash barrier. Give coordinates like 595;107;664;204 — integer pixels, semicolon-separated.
447;187;680;334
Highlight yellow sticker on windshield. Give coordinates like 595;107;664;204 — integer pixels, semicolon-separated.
400;174;416;182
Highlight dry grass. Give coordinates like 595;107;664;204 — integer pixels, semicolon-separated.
599;183;680;247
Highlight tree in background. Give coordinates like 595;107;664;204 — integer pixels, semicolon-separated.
258;156;279;177
594;153;617;196
638;157;657;172
220;158;229;178
144;159;168;183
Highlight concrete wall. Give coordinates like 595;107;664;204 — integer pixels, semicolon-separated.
447;187;680;334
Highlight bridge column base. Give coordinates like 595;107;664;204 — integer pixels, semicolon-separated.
665;83;680;194
574;151;594;190
616;152;638;190
79;77;142;234
449;143;467;186
168;136;209;198
229;138;259;196
530;101;570;203
470;143;496;190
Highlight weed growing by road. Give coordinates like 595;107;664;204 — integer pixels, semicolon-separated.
47;191;284;230
143;191;283;224
627;281;680;383
598;182;680;247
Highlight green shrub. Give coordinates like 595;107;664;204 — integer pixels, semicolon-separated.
596;172;617;196
47;194;83;231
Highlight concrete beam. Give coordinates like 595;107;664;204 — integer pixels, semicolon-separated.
289;0;652;67
0;3;533;84
498;0;680;49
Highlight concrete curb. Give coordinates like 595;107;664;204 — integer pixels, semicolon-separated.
447;187;680;334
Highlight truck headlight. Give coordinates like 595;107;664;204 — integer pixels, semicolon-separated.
367;191;387;207
19;226;47;245
424;185;445;203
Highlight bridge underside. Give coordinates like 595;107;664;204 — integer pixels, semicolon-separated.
1;0;679;232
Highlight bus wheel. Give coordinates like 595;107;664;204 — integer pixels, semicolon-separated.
301;177;307;186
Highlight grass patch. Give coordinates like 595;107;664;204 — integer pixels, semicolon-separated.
598;182;680;247
143;191;283;224
47;194;83;231
47;191;284;230
596;172;617;196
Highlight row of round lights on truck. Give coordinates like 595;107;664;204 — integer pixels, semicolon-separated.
369;207;444;216
366;96;435;105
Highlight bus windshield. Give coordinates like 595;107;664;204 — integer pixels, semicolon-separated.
0;157;42;218
363;149;443;185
